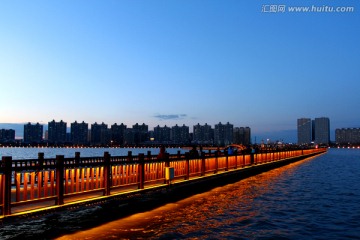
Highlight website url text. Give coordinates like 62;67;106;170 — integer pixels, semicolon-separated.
261;5;355;13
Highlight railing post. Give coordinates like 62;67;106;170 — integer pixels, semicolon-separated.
225;151;229;171
147;151;152;161
56;155;64;205
214;151;218;173
177;150;181;159
201;152;206;176
38;152;45;187
2;156;12;216
138;154;145;189
75;152;80;166
185;153;190;180
104;152;111;196
165;153;170;168
234;153;238;169
250;153;255;166
127;151;132;162
38;152;44;168
74;152;80;188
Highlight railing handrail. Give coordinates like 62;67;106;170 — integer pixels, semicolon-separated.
1;148;323;170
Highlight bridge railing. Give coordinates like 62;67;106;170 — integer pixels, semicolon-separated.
0;148;326;216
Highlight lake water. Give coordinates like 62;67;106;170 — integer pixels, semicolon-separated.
1;148;359;239
0;146;186;159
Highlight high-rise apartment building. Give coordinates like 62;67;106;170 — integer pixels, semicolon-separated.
214;122;233;146
132;123;149;144
297;117;330;145
335;128;360;145
111;123;127;145
153;125;171;143
243;127;251;145
90;122;108;145
314;117;330;144
48;120;67;144
171;124;190;144
23;122;43;144
0;129;15;143
233;127;251;145
100;128;111;145
297;118;312;144
71;121;88;145
123;128;135;145
193;123;213;144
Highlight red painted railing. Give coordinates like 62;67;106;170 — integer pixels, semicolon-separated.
0;148;326;216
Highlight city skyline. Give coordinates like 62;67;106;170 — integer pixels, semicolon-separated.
0;115;343;144
1;1;359;143
1;120;246;135
1;120;250;146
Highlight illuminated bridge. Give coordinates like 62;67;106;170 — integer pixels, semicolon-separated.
0;148;326;221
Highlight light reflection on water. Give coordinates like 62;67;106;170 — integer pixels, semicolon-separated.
1;149;360;239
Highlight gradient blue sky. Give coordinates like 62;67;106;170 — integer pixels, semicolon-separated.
1;0;359;142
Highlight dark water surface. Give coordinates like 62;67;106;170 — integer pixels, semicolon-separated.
1;149;360;239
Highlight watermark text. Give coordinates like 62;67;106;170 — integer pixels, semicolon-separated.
261;5;355;13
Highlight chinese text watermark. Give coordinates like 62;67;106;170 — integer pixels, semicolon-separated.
261;5;355;13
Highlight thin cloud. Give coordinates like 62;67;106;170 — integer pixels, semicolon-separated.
154;114;187;120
